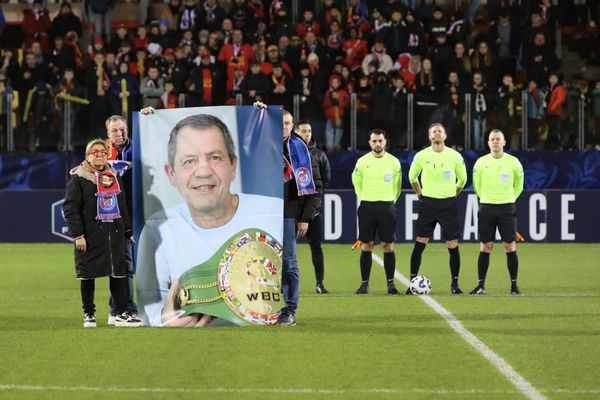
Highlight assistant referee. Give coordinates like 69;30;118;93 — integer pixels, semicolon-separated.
408;123;467;294
352;129;402;295
470;129;524;295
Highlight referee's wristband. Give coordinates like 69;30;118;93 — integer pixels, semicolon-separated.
417;194;423;200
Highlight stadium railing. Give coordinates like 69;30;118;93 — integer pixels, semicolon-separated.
0;90;595;153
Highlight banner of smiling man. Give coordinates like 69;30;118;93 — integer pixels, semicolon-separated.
132;106;283;328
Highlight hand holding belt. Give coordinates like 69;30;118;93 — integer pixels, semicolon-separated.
177;228;283;326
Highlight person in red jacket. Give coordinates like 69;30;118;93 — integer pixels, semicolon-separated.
133;26;151;50
217;28;254;95
296;9;321;39
22;0;52;52
322;74;350;152
158;80;178;108
342;27;368;74
545;72;566;149
262;44;293;78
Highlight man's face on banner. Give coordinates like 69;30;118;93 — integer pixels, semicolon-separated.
165;126;237;220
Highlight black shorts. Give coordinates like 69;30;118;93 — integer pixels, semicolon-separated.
478;203;517;243
358;201;397;243
415;196;460;241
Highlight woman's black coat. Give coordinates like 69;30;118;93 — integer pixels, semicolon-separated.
63;162;132;279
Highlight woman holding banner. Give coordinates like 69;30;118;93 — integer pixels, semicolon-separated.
63;139;141;328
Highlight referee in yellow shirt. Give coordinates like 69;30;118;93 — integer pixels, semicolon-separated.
408;123;467;294
470;129;524;295
352;129;402;295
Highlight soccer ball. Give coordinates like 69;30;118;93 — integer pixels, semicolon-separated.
409;275;432;295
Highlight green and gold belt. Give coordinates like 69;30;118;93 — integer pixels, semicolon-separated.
176;229;283;326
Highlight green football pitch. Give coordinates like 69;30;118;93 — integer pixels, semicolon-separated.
0;243;599;400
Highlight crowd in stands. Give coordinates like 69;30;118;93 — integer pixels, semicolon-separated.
0;0;599;152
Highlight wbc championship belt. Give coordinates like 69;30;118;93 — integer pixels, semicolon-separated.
176;229;283;326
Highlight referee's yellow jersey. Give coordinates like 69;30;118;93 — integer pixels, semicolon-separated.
473;153;524;204
352;152;402;202
408;146;467;198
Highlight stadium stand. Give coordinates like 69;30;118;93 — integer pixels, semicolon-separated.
0;0;598;153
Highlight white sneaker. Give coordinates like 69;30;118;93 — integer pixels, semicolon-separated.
114;312;142;327
107;314;116;325
83;313;96;328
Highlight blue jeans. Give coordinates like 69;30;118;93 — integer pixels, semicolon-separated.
467;0;481;23
325;120;344;151
93;12;112;41
473;117;487;150
110;241;138;315
282;218;300;315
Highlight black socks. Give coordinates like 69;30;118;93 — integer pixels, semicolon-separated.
448;246;460;286
384;251;396;283
410;242;426;279
507;250;518;285
477;251;491;287
360;251;372;283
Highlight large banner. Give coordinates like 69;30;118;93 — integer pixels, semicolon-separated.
131;106;283;327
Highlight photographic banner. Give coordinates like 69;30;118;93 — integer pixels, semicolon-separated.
132;106;283;327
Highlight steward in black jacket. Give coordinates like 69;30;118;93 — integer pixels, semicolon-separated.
296;120;331;294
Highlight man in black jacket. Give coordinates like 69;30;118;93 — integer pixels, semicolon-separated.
187;49;225;107
105;115;138;324
296;120;331;294
281;110;320;325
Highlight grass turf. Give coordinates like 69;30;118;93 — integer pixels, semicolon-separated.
0;243;599;399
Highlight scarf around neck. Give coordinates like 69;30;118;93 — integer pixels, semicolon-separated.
284;134;317;196
71;161;122;221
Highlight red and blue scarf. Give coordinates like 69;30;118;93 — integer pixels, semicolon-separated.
284;134;317;196
95;170;121;221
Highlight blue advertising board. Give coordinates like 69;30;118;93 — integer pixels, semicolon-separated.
0;189;599;243
310;189;600;244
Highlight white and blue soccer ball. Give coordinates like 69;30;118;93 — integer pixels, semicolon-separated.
409;275;432;295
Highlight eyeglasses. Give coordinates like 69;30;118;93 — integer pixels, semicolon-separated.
88;150;108;157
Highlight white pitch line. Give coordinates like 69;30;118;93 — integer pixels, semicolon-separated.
0;384;597;396
372;253;548;400
0;384;519;395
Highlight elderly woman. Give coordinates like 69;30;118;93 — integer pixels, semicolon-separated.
63;139;141;328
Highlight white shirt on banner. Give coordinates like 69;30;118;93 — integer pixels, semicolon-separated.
136;193;283;326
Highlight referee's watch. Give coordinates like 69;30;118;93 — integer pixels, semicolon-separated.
417;194;423;200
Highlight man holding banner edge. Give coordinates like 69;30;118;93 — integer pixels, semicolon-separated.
280;108;320;326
